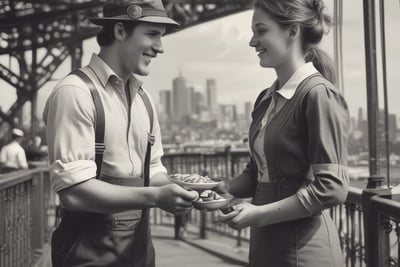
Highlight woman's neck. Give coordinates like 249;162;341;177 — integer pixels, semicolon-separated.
274;56;306;90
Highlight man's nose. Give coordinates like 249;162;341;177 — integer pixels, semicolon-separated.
153;38;164;54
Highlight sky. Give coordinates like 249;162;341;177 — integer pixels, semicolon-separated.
0;0;399;120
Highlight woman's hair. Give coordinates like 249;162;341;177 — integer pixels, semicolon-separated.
253;0;336;83
96;21;138;46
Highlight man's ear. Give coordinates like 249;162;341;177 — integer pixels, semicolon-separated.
114;22;126;40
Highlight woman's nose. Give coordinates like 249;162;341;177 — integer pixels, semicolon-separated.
249;34;257;47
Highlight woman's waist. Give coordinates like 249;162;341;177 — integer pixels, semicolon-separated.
252;179;304;205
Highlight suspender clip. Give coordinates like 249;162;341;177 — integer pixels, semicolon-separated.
95;142;106;154
147;133;155;145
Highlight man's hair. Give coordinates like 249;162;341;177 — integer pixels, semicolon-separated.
96;21;139;46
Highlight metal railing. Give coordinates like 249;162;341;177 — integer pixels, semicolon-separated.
0;168;56;267
1;151;399;267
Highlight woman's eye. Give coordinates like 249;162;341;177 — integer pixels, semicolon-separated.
257;28;267;34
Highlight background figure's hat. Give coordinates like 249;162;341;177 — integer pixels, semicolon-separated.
12;128;24;137
89;0;179;27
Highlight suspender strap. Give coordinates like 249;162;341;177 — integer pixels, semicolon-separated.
70;69;105;179
138;88;154;187
71;68;155;187
70;69;156;265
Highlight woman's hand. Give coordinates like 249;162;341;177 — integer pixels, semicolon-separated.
216;202;265;229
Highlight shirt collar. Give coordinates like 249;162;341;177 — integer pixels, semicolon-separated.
88;53;143;90
276;62;318;99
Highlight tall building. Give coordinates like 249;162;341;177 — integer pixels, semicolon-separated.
357;107;363;130
191;90;203;115
220;104;237;121
159;90;172;118
206;79;218;115
172;72;191;120
244;101;252;123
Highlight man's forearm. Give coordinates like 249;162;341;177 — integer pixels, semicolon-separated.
58;179;159;213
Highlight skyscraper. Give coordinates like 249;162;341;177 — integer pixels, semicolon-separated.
206;78;218;115
172;71;191;120
159;90;172;118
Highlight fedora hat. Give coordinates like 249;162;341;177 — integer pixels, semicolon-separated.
89;0;179;27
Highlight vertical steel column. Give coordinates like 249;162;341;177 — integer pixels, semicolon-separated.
70;41;83;71
363;0;379;176
30;23;38;135
378;0;390;186
362;175;391;267
333;0;344;93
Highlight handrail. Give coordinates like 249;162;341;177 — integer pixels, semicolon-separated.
2;155;400;267
0;167;49;189
370;194;400;221
347;186;363;204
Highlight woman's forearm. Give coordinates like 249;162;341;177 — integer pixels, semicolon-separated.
258;194;312;226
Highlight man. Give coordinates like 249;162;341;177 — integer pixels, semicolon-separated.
26;135;48;162
0;128;28;172
43;0;198;266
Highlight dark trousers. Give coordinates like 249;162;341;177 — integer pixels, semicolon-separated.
51;209;155;267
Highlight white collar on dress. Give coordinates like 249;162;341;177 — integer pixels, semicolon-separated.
276;62;318;99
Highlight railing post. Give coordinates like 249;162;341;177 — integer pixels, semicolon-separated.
199;210;207;239
362;175;391;267
225;145;232;178
236;229;242;247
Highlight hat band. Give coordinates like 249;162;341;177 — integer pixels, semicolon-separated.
104;6;168;18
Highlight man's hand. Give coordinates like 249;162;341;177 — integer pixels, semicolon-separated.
155;184;199;215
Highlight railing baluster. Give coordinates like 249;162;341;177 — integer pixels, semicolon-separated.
351;203;356;267
357;205;364;267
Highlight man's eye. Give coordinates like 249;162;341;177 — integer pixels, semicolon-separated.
148;32;161;37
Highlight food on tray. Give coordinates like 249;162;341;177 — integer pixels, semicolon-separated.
170;173;216;184
197;190;224;202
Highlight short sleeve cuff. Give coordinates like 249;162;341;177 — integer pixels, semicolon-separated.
296;186;324;215
51;159;97;192
296;163;348;214
150;163;167;179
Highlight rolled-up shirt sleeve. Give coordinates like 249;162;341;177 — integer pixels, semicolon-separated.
44;77;97;192
296;85;350;214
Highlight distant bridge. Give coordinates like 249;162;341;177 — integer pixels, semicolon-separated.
0;0;252;132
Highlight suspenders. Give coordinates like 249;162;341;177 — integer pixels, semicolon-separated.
70;69;154;186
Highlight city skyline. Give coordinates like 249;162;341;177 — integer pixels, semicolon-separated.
1;1;400;124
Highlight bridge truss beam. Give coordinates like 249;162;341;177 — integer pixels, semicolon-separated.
0;0;251;132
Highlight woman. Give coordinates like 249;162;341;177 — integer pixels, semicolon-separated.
217;0;349;266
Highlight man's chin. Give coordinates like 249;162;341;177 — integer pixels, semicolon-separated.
134;69;150;76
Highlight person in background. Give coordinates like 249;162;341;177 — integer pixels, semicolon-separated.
43;0;198;266
216;0;349;266
0;128;28;172
26;135;48;162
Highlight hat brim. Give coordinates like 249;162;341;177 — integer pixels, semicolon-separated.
89;16;180;28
